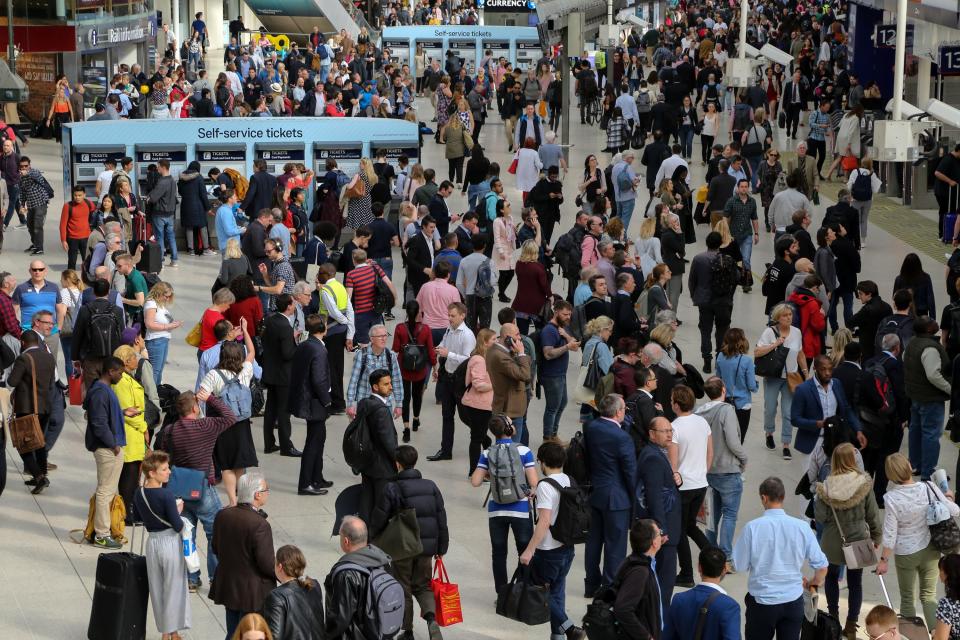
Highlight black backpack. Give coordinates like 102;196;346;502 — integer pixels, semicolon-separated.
947;304;960;353
874;314;914;354
400;323;428;371
710;253;739;298
538;477;591;545
452;357;471;398
87;300;121;359
372;267;395;315
850;170;873;201
342;404;374;473
563;431;590;487
859;356;896;424
733;102;752;131
552;229;582;278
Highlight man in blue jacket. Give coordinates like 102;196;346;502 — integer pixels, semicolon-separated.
83;356;128;549
790;354;865;455
584;393;637;597
663;546;742;640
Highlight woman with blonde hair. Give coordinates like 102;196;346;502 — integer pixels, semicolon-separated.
830;328;854;368
580;316;614;421
814;442;882;637
635;217;663;278
649;321;686;376
230;613;273;640
112;344;148;525
877;452;959;630
755;302;807;459
435;75;454;139
219;237;254;288
512;239;551;334
344;158;377;229
263;545;323;639
603;217;626;247
402;163;426;203
463;328;497;475
46;85;74;142
60;269;84;378
440;114;469;185
144;281;182;386
716;327;759;442
658;178;680;213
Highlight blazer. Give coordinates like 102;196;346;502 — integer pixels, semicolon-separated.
485;344;532;417
627;391;663;452
584;417;637;511
790;377;862;454
260;312;297;386
357;396;399;479
661;229;686;274
288;336;332;421
405;231;434;293
635;442;681;545
662;584;741;640
241;170;278;215
8;347;55;415
209;504;276;613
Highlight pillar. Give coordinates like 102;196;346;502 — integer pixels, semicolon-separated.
917;57;932;106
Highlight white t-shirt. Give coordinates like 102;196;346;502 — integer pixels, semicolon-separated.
143;300;173;341
535;472;571;550
97;169;115;197
671;414;712;490
199;361;255;393
757;325;804;375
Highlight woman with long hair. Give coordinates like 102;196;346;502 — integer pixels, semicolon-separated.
894;252;936;318
757;148;783;231
716;328;758;442
402;163;426;203
580;154;606;213
580;316;615;421
391;300;436;443
230;613;273;640
515;137;543;204
765;66;781;123
440;114;469;185
263;545;324;639
144;282;182;386
830;328;854;368
814;443;882;637
463;328;496;475
114;177;139;245
112;344;149;524
224;274;264;342
46;85;74;142
415;44;427;95
199;333;259;507
60;269;84;378
219;238;254;289
134;451;191;640
935;554;960;640
492;199;517;302
435;75;454;139
700;101;720;165
150;80;171;119
512;239;551;335
755;303;808;459
643;263;672;323
678;95;698;160
345;158;377;229
671;165;694;242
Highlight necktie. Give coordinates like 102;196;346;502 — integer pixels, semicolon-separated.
794;84;799;103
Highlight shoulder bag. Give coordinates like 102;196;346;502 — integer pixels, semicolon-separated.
496;563;550;625
754;327;789;378
574;342;602;403
694;591;724;640
9;353;45;454
926;482;960;552
828;501;878;569
345;176;366;199
372;491;424;561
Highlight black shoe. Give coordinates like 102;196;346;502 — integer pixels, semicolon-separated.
783;446;793;461
264;445;280;454
280;447;303;457
22;245;34;253
24;476;39;486
402;428;411;443
427;449;452;461
30;249;43;255
584;588;598;599
412;418;420;432
329;405;346;415
498;294;510;303
702;359;712;374
316;478;334;489
743;285;752;293
566;626;587;640
675;575;695;588
31;475;49;495
765;434;775;450
298;485;328;496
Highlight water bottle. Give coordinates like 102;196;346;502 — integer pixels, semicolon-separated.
933;468;950;494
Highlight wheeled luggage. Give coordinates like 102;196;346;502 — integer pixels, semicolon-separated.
87;524;148;640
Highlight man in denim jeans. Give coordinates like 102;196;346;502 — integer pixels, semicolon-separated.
146;159;179;268
903;317;952;480
161;389;237;592
540;301;580;439
722;179;759;293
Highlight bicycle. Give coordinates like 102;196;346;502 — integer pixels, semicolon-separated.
584;95;602;126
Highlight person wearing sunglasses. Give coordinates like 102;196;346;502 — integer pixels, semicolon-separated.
16;156;54;256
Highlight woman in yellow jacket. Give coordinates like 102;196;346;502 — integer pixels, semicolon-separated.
113;345;148;525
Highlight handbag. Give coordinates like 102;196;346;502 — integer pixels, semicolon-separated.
742;126;764;157
574;343;602;403
185;321;202;347
787;370;805;393
841;155;859;172
166;465;206;502
8;353;45;454
778;110;786;128
508;153;519;175
829;502;878;570
345;177;366;199
372;504;423;561
431;556;463;627
754;327;789;377
926;482;960;552
496;563;550;625
462;129;475;151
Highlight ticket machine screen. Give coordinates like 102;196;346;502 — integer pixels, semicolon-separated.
383;39;410;67
73;149;124;199
315;146;362;179
449;39;477;71
516;41;541;69
421;40;444;66
256;148;305;176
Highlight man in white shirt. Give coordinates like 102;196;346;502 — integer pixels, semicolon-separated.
655;145;691;188
426;302;475;462
615;84;640;130
670;384;713;588
769;170;814;236
315;263;354;412
97;159;117;199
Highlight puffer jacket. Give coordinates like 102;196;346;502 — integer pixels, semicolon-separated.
177;170;211;228
369;468;449;557
263;578;325;640
788;287;827;359
813;470;882;566
324;544;393;640
444;123;468;159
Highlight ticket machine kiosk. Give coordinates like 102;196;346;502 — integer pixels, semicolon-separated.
449;39;478;72
134;144;188;193
315;143;363;179
383;37;410;68
255;144;305;176
71;146;125;198
483;40;510;67
515;40;541;69
196;144;247;198
422;39;445;67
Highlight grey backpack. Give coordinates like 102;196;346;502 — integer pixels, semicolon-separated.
331;562;405;638
487;441;528;504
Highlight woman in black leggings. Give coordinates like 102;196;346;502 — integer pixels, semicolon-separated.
461;328;497;475
391;300;437;445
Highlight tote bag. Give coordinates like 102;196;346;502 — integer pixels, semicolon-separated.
8;353;45;454
431;556;463;627
574;342;602;403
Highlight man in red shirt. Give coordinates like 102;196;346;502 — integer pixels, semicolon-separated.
416;260;463;347
344;248;398;346
59;185;96;271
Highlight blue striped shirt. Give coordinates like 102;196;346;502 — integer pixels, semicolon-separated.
808;110;829;142
476;439;535;518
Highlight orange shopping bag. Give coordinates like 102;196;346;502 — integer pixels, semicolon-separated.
431;555;463;627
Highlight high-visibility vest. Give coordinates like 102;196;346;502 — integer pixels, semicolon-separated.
320;279;348;320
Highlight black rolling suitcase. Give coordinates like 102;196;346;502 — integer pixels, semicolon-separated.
87;525;148;640
133;211;163;275
290;255;308;280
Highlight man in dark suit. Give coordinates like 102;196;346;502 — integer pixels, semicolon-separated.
454;211;478;257
260;294;301;457
427;181;457;237
782;69;808;139
209;471;276;639
641;131;671;212
848;280;893;361
627;366;663;451
357;368;399;523
641;341;678;420
241;158;277;216
662;547;742;640
405;215;437;297
8;330;56;493
832;342;863;406
791;355;865;455
584;393;637;597
289;314;333;496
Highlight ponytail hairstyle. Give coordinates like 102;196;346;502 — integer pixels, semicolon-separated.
276;545;313;590
645;263;669;290
405;299;420;336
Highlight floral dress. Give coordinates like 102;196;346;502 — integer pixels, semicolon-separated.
346;172;374;229
437;89;452;129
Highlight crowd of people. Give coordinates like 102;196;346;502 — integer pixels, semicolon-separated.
14;0;960;638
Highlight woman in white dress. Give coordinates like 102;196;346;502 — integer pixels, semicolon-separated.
514;137;543;204
635;216;662;279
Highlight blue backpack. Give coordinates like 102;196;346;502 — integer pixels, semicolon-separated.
215;370;252;421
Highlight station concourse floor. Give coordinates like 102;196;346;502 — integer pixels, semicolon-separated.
0;95;956;638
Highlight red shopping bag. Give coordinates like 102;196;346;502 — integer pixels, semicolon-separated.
431;556;463;627
68;373;84;406
507;155;518;175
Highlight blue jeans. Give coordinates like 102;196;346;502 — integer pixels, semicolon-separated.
706;472;743;558
511;415;527;447
541;376;567;439
152;214;178;262
467;183;489;212
489;516;533;593
738;233;754;272
2;184;20;225
62;336;73;377
530;545;576;636
909;401;946;480
747;155;762;189
182;480;222;585
354;310;382;345
374;257;394;279
828;289;855;332
617;198;636;235
145;338;169;386
763;377;793;445
679;124;695;158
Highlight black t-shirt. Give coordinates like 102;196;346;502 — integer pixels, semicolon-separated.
577;69;596;96
367;218;398;259
937;155;960;196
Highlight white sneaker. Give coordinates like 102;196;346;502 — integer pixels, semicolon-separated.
202;249;217;256
168;261;179;268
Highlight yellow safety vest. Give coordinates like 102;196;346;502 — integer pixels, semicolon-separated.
320;279;348;319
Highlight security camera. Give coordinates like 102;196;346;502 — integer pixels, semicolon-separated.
615;9;649;29
885;98;925;120
925;99;960;129
742;43;760;58
758;44;794;67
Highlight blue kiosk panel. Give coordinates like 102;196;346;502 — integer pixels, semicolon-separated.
379;25;540;75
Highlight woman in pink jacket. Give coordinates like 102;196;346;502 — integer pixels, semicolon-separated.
492;199;517;302
462;328;497;476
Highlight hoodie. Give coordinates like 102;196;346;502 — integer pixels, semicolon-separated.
324;544;393;640
813;470;882;566
788;286;827;359
696;400;747;474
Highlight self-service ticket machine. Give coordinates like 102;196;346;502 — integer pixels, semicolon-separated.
370;141;420;227
449;39;478;73
483;40;510;66
515;40;541;69
422;39;445;67
255;144;305;177
196;144;248;199
384;37;411;68
314;143;363;178
134;144;188;194
71;146;125;198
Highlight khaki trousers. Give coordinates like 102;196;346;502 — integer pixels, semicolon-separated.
93;447;125;537
894;542;940;630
